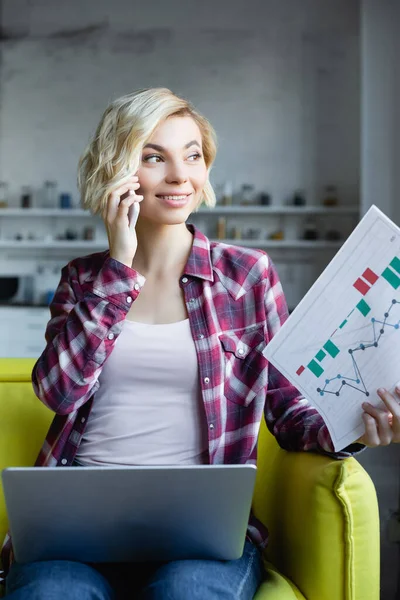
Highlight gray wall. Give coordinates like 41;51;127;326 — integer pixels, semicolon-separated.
361;0;398;220
0;0;360;208
0;0;362;322
360;3;400;598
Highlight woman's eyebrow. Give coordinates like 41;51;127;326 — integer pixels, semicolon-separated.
143;140;201;152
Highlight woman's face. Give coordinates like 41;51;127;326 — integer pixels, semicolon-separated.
136;116;208;225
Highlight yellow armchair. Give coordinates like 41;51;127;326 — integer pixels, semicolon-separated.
0;358;380;599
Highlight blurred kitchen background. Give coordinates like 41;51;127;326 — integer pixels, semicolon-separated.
0;0;399;596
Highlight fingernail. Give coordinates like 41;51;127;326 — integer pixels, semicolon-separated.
377;387;386;395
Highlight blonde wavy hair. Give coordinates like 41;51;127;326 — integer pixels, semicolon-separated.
78;88;217;215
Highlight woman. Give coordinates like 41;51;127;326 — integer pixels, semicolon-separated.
3;88;399;599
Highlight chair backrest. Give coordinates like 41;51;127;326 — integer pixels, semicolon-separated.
0;359;53;543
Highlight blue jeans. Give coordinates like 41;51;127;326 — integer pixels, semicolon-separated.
5;539;265;599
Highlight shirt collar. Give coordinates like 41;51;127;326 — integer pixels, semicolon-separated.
184;223;214;282
101;223;214;283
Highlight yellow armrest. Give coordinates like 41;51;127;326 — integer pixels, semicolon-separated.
253;422;380;600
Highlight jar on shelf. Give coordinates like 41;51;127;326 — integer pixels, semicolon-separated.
323;185;339;206
20;186;33;208
0;182;9;208
260;192;271;206
240;184;255;205
42;180;58;208
232;225;242;240
221;181;233;206
65;228;78;240
269;230;284;240
292;189;306;206
217;217;226;239
303;218;319;240
60;193;72;209
83;226;95;240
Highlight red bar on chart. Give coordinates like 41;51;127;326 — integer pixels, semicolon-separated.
296;365;305;376
353;278;370;295
362;268;379;285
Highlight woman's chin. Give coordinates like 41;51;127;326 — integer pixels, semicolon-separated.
139;209;194;226
139;201;197;225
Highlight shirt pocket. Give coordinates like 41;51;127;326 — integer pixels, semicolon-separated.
218;325;267;406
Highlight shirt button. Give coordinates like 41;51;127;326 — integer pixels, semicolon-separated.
181;277;188;284
199;334;204;339
61;458;67;465
127;296;132;304
238;348;244;355
209;423;215;430
134;283;140;291
81;417;86;423
108;333;115;340
189;298;195;304
204;377;210;384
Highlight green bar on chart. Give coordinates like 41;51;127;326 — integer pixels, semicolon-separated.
307;359;324;377
316;349;326;362
323;339;340;358
339;319;347;329
382;267;400;289
356;298;371;317
390;256;400;275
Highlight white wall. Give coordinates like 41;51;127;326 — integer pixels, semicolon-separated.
394;1;400;228
0;0;361;312
360;0;398;221
0;0;360;209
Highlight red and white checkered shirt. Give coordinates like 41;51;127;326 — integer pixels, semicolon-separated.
1;224;361;574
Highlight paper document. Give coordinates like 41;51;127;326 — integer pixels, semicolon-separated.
263;205;400;451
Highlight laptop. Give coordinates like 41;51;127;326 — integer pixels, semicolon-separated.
2;464;257;564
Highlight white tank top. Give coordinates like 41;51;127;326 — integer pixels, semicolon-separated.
76;319;209;466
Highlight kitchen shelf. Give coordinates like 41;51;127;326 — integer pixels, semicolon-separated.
0;206;350;250
0;206;359;217
0;208;93;217
0;240;107;248
212;239;342;249
0;239;342;250
197;205;359;215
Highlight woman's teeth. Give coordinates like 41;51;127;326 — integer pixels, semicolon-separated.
158;195;189;200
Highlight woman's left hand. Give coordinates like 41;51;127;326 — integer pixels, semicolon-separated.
356;387;400;446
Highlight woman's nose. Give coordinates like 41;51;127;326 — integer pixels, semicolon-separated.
165;162;188;184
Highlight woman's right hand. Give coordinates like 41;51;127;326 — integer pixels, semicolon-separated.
103;175;144;268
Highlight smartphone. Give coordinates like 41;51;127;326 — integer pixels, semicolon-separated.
128;201;140;228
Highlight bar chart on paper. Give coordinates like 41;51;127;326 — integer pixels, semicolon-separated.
263;205;400;451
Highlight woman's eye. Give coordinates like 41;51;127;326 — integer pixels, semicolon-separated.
143;154;162;163
143;152;202;163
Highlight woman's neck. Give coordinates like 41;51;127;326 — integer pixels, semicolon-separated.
131;220;194;278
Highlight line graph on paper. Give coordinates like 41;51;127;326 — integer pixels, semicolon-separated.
294;257;400;395
315;297;400;399
263;206;400;450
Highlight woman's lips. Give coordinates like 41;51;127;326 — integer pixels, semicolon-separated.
156;193;192;207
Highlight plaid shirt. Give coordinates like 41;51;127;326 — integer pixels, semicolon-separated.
1;224;360;574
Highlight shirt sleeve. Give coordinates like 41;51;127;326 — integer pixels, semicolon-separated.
31;256;145;416
263;259;366;459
